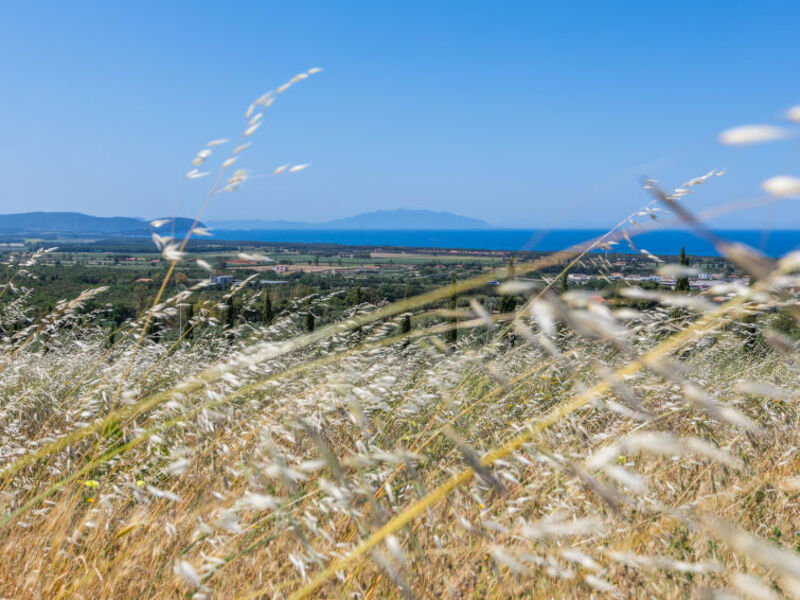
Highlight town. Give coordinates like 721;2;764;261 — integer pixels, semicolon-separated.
0;237;750;327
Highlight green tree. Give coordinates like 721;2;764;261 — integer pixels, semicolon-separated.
675;247;691;292
134;284;149;316
559;268;569;294
499;256;518;315
304;311;315;332
148;318;163;342
105;328;116;349
225;298;239;329
445;276;458;346
262;291;274;326
400;314;411;335
183;302;194;340
499;294;516;315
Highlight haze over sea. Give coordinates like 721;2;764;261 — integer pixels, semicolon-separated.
212;228;800;258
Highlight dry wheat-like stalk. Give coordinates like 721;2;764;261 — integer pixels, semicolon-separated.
0;87;799;600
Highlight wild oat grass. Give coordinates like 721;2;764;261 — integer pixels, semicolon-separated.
0;78;799;599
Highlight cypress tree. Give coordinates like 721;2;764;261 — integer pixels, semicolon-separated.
226;298;238;328
499;255;518;314
499;255;518;317
559;269;569;294
184;302;194;340
262;291;274;326
350;286;364;339
675;246;691;292
445;276;458;346
400;314;411;334
499;294;516;315
149;319;162;342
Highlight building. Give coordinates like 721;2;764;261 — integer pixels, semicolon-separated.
209;274;234;288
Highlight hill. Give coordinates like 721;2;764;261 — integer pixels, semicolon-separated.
0;212;200;236
203;219;310;230
208;209;492;230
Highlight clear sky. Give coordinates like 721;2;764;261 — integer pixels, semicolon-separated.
2;1;800;228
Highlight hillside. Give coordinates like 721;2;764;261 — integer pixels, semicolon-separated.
208;209;493;230
204;219;310;230
0;210;488;237
322;209;492;229
0;212;201;236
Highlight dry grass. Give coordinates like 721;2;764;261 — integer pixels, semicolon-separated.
0;76;799;599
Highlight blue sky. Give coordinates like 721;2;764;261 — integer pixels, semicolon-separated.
2;1;800;228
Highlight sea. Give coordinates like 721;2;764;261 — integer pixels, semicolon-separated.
210;229;800;258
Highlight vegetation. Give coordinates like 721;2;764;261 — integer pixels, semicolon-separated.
676;246;691;293
1;73;799;600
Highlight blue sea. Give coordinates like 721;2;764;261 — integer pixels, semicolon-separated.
211;229;800;258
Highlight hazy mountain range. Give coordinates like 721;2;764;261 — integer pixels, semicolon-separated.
0;212;198;236
0;209;493;237
208;209;492;230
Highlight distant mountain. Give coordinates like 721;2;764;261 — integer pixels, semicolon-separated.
205;219;310;230
209;209;492;230
323;209;492;229
0;209;488;239
151;217;203;233
0;212;201;236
